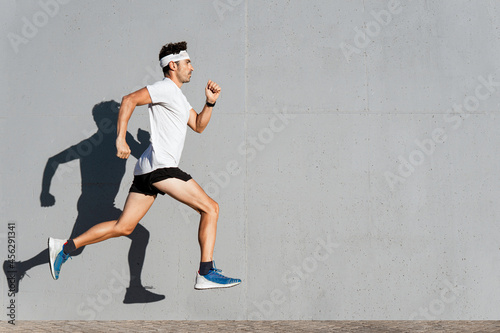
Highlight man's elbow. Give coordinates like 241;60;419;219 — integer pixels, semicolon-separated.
121;94;133;106
193;120;206;133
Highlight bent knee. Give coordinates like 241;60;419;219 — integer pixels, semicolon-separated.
212;200;219;216
200;199;219;216
119;228;135;237
114;224;136;237
126;224;150;241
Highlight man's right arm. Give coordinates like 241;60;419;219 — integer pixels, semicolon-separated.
116;87;152;159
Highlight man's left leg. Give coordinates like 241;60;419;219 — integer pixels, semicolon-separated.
152;177;241;289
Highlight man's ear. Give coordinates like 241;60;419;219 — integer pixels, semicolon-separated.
168;61;176;72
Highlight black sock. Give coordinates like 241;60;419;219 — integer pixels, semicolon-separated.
63;239;76;255
199;261;213;275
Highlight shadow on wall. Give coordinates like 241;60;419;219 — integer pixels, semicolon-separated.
3;100;164;304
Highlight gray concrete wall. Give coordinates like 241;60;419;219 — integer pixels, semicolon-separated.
2;0;500;320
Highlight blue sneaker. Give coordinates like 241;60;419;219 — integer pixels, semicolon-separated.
194;261;241;290
48;238;70;280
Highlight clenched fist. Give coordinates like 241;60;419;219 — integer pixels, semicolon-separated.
116;136;131;159
205;80;221;104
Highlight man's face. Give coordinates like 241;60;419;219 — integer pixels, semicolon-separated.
175;59;194;83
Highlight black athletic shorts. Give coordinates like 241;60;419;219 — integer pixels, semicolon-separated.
129;167;192;196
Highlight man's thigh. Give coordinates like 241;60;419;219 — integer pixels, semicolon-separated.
152;178;214;212
117;191;156;228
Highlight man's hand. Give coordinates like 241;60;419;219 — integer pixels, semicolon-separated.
116;136;131;159
205;80;221;104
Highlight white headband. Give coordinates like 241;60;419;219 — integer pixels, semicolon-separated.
159;50;190;68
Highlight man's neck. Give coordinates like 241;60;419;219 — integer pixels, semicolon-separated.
165;74;183;88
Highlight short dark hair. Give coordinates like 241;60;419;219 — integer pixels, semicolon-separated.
159;41;187;76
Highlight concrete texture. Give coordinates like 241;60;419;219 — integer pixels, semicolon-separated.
1;0;500;320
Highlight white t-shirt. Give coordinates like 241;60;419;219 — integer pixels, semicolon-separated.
134;77;192;175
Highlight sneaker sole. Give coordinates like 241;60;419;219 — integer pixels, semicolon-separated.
194;281;241;290
48;237;57;280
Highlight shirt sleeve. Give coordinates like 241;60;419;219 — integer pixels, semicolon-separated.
146;80;173;105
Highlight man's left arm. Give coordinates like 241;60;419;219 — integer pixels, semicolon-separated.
188;80;221;133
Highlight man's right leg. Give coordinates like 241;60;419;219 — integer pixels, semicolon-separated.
152;178;241;289
49;192;156;280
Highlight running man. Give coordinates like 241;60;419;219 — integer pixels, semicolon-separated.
48;41;241;290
